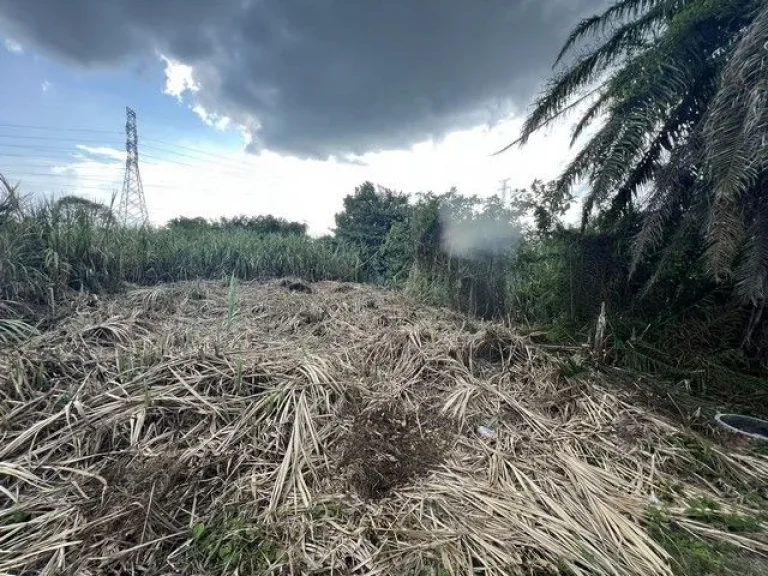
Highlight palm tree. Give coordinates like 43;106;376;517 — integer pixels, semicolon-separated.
511;0;768;311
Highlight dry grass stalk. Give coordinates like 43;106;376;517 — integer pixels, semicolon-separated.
0;280;766;575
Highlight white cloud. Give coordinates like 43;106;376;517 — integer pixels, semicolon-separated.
162;56;234;132
191;104;232;131
3;38;22;53
41;80;51;92
35;116;582;236
75;145;125;162
161;55;199;100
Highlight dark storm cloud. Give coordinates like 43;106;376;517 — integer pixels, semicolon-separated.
0;0;597;158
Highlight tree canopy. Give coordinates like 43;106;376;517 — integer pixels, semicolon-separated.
516;0;768;310
167;214;307;236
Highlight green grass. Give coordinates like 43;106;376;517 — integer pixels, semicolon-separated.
646;504;768;576
647;507;730;576
0;195;362;306
684;497;766;533
187;512;281;575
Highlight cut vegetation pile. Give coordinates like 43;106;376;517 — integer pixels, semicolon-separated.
1;281;767;575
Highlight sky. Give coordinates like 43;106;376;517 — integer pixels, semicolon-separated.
0;0;602;235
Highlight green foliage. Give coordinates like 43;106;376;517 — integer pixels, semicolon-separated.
516;0;768;345
166;216;209;231
378;217;414;283
513;179;574;236
226;272;238;328
0;184;360;306
685;498;765;533
399;190;524;318
168;213;308;236
334;181;410;280
647;513;729;576
646;504;768;576
559;354;588;378
337;183;528;318
187;513;280;574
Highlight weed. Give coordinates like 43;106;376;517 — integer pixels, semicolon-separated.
235;348;244;393
187;513;281;575
0;319;39;345
226;272;238;329
685;497;765;533
559;354;588;378
670;434;734;486
647;509;730;576
2;509;31;526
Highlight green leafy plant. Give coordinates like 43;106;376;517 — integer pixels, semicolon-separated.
510;0;768;346
187;513;281;575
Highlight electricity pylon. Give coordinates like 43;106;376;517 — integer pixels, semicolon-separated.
118;107;149;226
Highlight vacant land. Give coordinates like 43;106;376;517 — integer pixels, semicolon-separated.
1;280;766;575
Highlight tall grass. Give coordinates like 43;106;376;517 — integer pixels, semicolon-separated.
405;253;512;319
0;182;361;305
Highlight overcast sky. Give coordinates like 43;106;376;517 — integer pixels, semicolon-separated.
0;0;601;233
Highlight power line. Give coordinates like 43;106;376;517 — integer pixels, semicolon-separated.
12;181;121;191
0;133;122;144
6;172;178;190
10;182;123;194
1;147;258;178
0;132;246;163
0;134;255;174
140;142;255;170
0;143;121;154
0;128;251;168
142;137;248;164
6;171;128;183
0;144;250;169
0;139;246;165
0;161;121;170
0;124;250;160
0;123;122;134
0;120;266;185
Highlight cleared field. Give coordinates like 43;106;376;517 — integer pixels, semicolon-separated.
1;280;766;575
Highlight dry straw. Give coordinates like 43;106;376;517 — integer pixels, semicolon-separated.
1;280;766;575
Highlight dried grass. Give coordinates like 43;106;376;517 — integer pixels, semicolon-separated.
1;280;766;575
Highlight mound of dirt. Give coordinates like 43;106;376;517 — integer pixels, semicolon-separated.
279;277;312;293
1;280;766;576
340;401;452;499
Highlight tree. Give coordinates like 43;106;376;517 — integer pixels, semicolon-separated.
218;214;308;235
167;214;308;236
167;216;210;231
54;195;114;225
334;182;410;279
513;0;768;333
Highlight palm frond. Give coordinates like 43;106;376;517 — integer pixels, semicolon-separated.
554;0;682;65
706;196;746;279
639;203;705;297
705;2;768;205
630;133;704;275
570;90;611;146
520;3;681;146
580;0;739;226
734;200;768;304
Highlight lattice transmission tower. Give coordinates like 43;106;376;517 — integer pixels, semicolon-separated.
118;107;149;226
498;177;511;204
